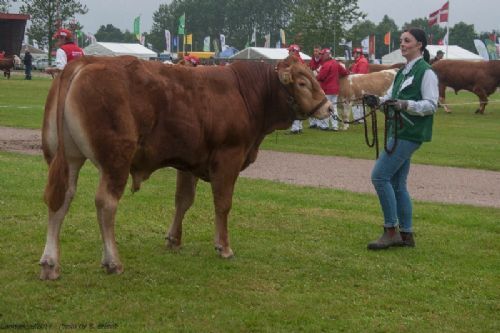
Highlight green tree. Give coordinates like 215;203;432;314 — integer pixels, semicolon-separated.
449;21;477;52
288;0;364;55
374;15;399;59
347;19;376;48
94;24;136;43
149;0;295;53
0;0;18;12
19;0;88;64
402;17;446;45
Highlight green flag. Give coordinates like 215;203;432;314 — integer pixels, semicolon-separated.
133;16;140;41
178;13;185;35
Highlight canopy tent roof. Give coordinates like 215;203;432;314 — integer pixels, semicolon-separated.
231;47;311;61
381;45;484;64
382;45;483;64
21;44;46;55
83;42;156;60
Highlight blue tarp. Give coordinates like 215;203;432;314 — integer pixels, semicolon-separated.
217;46;239;59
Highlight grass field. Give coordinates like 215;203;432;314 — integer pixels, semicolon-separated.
1;152;499;332
1;75;499;170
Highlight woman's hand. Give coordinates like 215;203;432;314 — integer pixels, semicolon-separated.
383;99;409;111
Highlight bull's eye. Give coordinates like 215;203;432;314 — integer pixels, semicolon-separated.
298;82;307;87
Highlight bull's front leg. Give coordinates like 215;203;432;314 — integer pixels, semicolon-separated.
473;87;488;114
209;150;244;259
166;171;198;250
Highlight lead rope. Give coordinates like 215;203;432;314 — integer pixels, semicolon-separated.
330;99;401;159
361;99;379;158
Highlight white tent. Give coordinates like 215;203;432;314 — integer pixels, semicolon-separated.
230;47;311;61
83;42;156;60
381;45;484;64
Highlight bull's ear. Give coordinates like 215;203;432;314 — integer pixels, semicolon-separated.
278;68;294;85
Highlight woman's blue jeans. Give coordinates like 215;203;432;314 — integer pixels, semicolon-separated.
371;138;421;232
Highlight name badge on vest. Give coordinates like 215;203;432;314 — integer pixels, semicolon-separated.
399;75;414;93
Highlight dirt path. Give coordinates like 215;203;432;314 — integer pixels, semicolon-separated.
2;126;499;208
0;126;41;155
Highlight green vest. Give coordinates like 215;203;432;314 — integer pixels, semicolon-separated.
389;58;434;143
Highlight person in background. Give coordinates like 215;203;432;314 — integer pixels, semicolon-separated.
23;50;32;80
309;46;322;73
180;55;200;67
316;48;349;131
288;44;305;134
308;46;322;129
367;28;438;250
0;51;5;59
45;28;84;75
348;47;370;126
430;50;444;65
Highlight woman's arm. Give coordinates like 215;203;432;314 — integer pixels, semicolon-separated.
405;69;439;116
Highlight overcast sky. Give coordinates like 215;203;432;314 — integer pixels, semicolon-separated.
10;0;500;35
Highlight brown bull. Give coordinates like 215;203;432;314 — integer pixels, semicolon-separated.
40;55;332;280
0;57;15;79
432;60;500;114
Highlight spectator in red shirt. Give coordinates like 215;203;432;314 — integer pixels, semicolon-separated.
46;28;84;75
309;46;322;72
349;47;370;124
316;48;349;131
350;47;369;74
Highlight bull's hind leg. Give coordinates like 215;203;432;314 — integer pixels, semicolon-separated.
40;157;85;280
166;171;198;250
95;168;130;274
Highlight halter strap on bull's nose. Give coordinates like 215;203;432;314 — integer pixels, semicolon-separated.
306;96;328;118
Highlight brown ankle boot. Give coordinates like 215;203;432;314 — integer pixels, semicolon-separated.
367;227;403;250
400;232;415;247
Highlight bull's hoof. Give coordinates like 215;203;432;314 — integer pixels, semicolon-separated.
39;258;60;280
166;235;182;251
215;245;234;259
101;261;123;275
475;109;481;114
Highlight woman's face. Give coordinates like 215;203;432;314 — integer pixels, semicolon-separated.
399;31;422;61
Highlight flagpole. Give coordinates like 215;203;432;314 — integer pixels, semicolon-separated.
183;12;186;56
446;1;450;59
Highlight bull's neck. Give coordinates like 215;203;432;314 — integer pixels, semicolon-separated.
231;63;293;134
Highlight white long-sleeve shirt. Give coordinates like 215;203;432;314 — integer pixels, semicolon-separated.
55;48;67;70
380;56;439;116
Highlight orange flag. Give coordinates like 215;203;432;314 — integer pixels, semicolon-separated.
384;32;391;46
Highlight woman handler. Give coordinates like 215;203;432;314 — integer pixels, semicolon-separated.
367;28;439;250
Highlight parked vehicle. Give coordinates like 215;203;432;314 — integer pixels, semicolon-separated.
34;58;49;70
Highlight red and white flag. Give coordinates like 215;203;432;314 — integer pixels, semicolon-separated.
428;1;449;27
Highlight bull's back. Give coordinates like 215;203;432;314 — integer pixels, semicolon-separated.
432;60;488;85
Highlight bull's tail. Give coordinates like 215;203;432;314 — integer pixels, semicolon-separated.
44;63;84;211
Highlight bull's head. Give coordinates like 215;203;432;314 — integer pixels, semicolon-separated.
277;57;332;120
